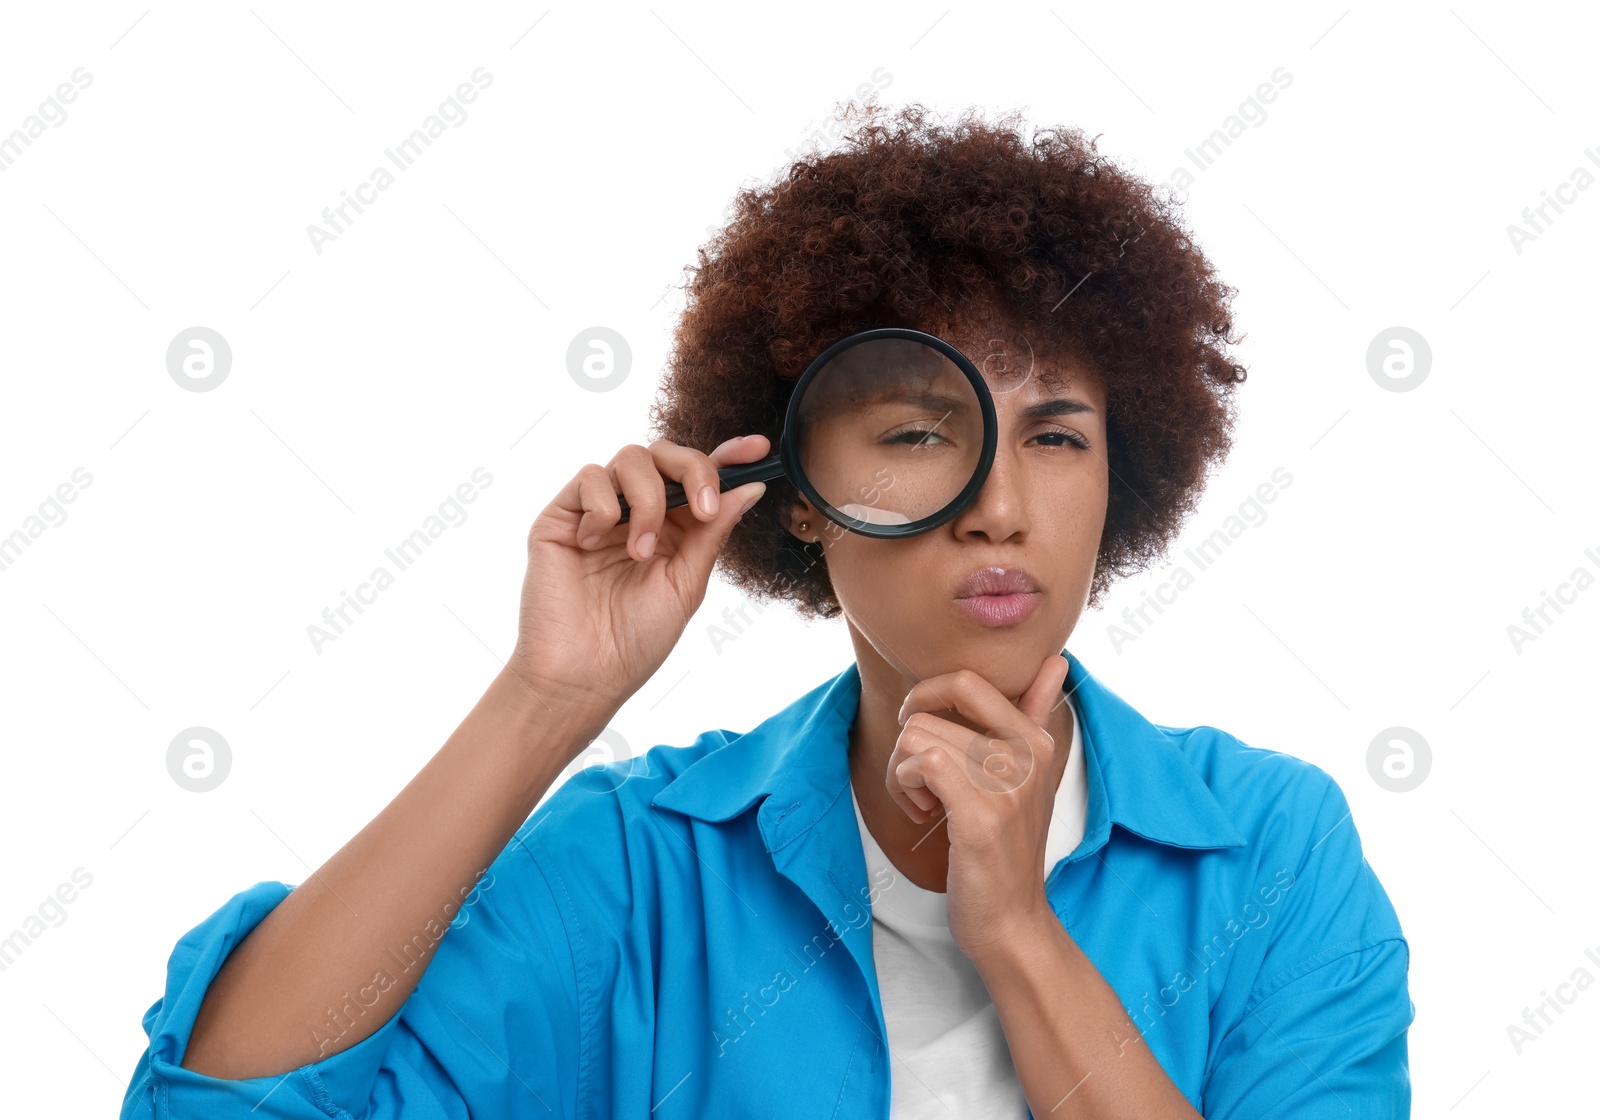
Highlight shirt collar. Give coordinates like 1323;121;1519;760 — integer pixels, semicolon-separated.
651;647;1246;857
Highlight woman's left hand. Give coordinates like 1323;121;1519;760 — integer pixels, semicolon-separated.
888;653;1072;962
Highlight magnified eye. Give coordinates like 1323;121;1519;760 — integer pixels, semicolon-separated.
883;425;951;447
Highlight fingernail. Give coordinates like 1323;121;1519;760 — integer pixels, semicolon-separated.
580;534;601;549
636;531;656;558
699;485;719;515
739;483;766;517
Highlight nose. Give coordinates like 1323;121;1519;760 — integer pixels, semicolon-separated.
947;438;1028;542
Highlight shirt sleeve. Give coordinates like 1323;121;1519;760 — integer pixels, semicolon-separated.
1200;773;1415;1120
1200;933;1413;1120
119;818;585;1120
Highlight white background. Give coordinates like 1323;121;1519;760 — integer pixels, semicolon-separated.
1;1;1595;1114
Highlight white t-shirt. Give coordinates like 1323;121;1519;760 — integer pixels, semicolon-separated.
849;694;1087;1118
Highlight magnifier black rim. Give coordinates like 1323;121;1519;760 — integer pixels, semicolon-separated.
779;326;999;540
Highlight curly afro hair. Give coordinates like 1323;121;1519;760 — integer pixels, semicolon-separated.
647;100;1248;621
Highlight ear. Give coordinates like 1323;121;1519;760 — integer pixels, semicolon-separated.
781;496;822;543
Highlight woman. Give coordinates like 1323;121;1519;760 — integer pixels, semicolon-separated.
120;102;1413;1119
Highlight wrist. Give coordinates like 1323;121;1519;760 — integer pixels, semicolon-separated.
470;667;615;806
968;904;1072;983
491;664;613;738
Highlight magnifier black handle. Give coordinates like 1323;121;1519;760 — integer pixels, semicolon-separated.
616;453;785;523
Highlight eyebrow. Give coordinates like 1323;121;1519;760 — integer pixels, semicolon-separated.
870;390;969;412
869;390;1097;419
1019;397;1097;419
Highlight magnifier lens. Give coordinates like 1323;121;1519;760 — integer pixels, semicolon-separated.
795;338;985;528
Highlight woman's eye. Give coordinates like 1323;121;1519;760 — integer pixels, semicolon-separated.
1034;427;1091;450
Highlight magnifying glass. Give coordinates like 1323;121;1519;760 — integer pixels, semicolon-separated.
616;327;999;539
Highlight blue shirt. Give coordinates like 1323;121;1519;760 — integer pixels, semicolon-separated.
121;648;1414;1119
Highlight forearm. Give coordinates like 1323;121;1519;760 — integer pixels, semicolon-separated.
973;913;1203;1120
183;667;608;1081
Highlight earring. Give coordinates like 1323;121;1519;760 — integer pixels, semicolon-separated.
798;521;809;534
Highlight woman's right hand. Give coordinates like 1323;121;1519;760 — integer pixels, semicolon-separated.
506;434;772;736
